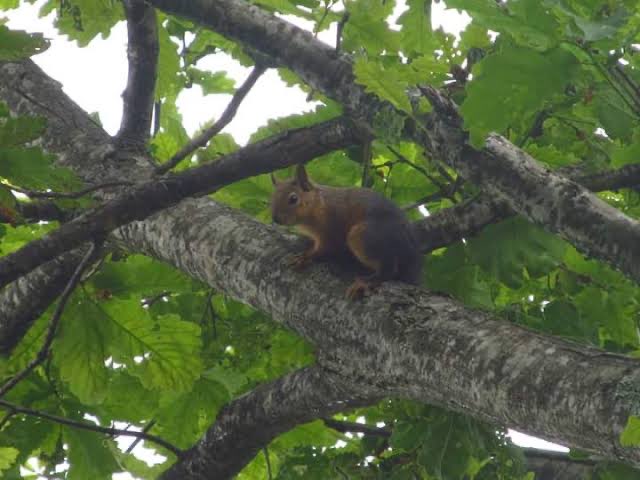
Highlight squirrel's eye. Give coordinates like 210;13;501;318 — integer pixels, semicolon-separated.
288;193;298;205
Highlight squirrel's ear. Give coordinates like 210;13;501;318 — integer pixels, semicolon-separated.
270;173;279;186
296;164;312;191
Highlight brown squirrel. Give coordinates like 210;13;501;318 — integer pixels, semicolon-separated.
271;164;422;299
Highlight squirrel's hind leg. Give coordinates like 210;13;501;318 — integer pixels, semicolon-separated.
345;222;398;299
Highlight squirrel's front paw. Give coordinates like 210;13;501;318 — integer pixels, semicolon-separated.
346;278;373;300
287;253;312;271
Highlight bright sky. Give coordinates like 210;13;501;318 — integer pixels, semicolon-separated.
3;1;567;478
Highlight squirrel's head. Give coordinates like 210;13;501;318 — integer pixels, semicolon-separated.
270;164;317;226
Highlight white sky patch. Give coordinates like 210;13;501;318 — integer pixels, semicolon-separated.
508;429;569;452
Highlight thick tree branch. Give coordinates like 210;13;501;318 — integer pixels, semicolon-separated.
147;0;640;284
15;200;70;223
117;195;640;469
117;0;159;147
160;366;378;479
0;116;358;290
0;250;84;355
157;64;267;173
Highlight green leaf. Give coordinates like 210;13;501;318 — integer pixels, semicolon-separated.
0;414;58;465
249;105;341;143
156;24;184;99
91;254;199;298
461;44;580;145
389;419;429;450
592;84;638;141
42;0;123;47
397;0;433;56
65;428;119;480
213;173;273;220
0;0;20;9
188;67;236;95
621;415;640;446
611;128;640;167
155;377;228;448
0;147;81;191
105;300;203;392
100;372;159;422
387;162;437;205
539;299;592;340
197;133;240;163
0;115;47;146
0;447;18;472
52;296;111;405
353;58;412;114
0;25;48;60
446;0;561;50
425;244;493;309
467;217;567;289
343;0;400;54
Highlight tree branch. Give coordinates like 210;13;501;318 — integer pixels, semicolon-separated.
0;399;181;456
523;448;599;480
0;116;358;290
117;0;159;147
117;194;640;468
413;161;640;252
323;417;391;437
0;250;86;355
147;0;640;284
5;181;133;199
159;366;379;479
157;64;267;173
0;242;98;398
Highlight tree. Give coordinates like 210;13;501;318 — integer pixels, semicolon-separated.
1;0;640;478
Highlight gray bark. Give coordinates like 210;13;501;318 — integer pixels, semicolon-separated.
0;250;83;355
118;0;159;147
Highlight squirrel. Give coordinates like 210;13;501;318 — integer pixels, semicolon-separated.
271;164;422;299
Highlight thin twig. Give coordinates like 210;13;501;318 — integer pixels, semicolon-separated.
313;0;336;36
263;447;272;480
125;419;157;453
361;141;372;187
0;399;181;456
153;100;162;137
612;63;640;111
336;11;350;53
157;65;268;173
4;181;132;200
387;146;445;190
323;418;391;437
0;242;99;399
142;291;171;307
0;410;15;430
402;190;448;211
200;289;217;339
